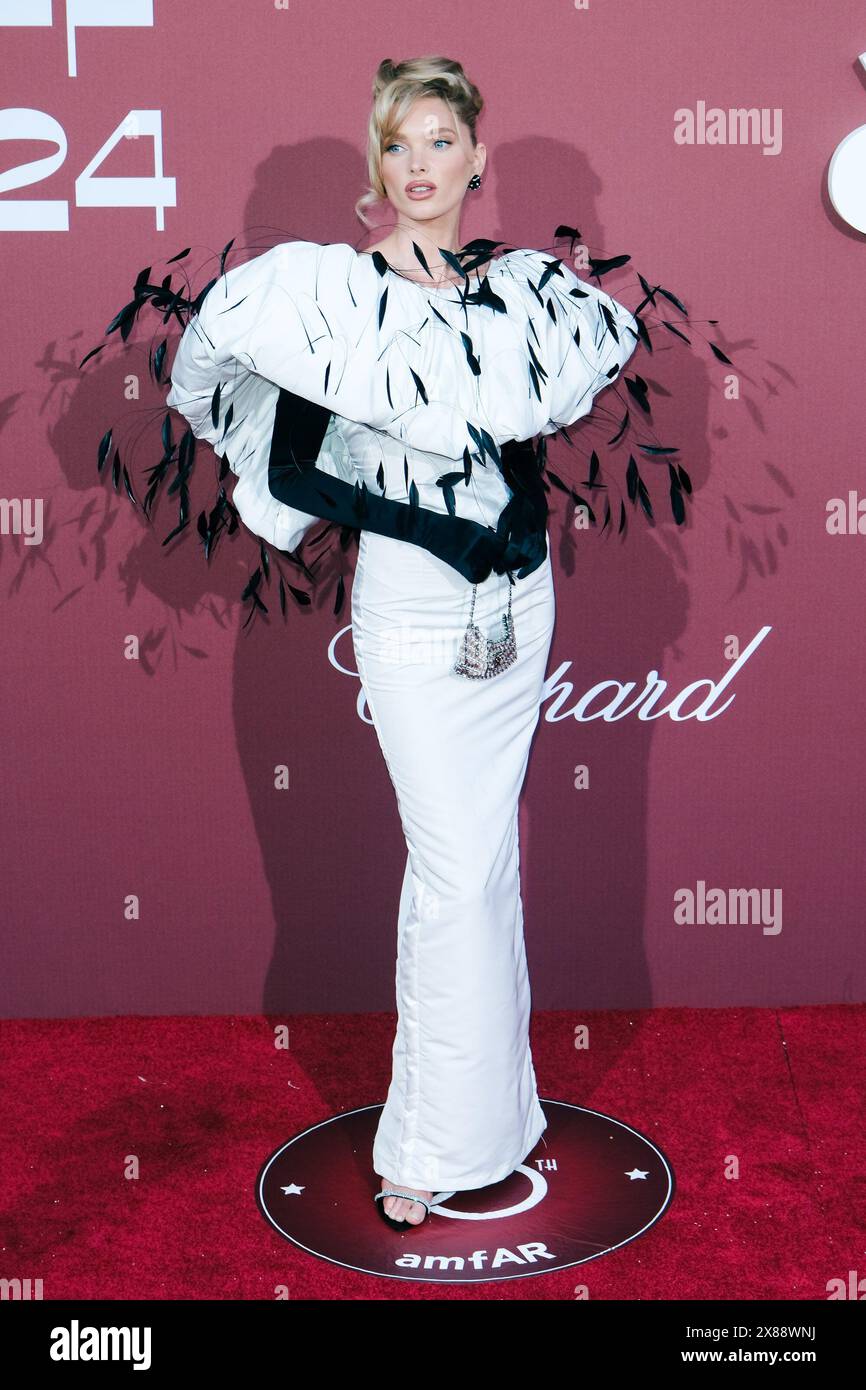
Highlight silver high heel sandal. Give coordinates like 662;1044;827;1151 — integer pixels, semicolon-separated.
374;1186;457;1230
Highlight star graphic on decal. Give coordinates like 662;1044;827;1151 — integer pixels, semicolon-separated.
281;1184;305;1195
625;1168;649;1180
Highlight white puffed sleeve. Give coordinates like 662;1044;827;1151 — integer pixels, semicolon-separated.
165;240;359;551
537;260;639;435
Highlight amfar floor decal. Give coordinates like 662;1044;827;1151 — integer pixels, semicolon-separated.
255;1100;676;1284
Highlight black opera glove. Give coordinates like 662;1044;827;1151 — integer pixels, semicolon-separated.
268;456;508;584
492;528;548;580
265;389;547;585
490;440;550;580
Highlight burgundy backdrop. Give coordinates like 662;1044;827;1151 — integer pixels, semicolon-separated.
1;0;864;1018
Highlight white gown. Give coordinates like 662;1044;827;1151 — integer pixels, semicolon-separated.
165;239;638;1191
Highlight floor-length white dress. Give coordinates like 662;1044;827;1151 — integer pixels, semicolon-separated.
165;238;638;1190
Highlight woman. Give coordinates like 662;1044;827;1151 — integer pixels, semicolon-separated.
162;55;639;1228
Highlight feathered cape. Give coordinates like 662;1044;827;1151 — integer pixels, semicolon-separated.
82;226;724;624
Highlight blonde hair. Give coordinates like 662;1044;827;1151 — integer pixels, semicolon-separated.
355;56;484;227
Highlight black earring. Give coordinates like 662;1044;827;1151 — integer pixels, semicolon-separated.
467;173;482;190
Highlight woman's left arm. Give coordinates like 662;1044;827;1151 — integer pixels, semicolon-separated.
537;260;639;434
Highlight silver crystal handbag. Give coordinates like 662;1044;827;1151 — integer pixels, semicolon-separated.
452;579;517;679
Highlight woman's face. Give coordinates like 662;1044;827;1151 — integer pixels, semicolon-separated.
380;95;485;223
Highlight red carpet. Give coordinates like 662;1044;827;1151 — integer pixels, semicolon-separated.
1;1005;861;1299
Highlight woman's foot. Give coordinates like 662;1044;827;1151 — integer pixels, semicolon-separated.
379;1177;433;1225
